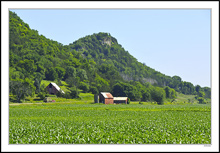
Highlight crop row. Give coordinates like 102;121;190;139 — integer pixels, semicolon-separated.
9;104;211;144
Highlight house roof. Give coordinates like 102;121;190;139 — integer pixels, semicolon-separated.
113;97;128;101
100;92;113;98
50;82;65;93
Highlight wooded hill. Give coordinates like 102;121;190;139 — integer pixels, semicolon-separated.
9;11;211;103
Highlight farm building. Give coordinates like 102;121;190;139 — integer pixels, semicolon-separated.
99;92;114;104
113;97;128;104
97;92;128;104
46;82;65;95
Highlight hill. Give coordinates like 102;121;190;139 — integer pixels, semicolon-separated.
9;11;211;103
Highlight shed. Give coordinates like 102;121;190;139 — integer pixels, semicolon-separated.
113;97;128;104
46;82;65;95
99;92;114;104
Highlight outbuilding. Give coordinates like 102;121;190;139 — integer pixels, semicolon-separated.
113;97;128;104
99;92;114;104
46;82;65;95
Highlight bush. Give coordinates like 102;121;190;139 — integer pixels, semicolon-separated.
198;97;205;104
70;87;79;98
127;98;130;104
56;89;65;98
64;92;71;99
38;92;45;100
64;87;79;99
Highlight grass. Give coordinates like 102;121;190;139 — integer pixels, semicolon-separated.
9;92;94;104
9;103;211;144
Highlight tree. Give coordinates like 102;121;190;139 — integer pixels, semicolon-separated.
89;86;99;94
95;74;110;92
45;67;58;81
112;81;141;101
141;90;151;102
34;78;41;94
65;76;80;87
195;85;202;93
77;69;88;81
112;83;126;97
68;87;79;99
198;97;205;104
203;87;211;99
164;86;171;99
198;91;205;98
164;86;177;99
170;88;177;99
151;87;166;105
63;66;76;80
10;78;35;102
171;75;182;91
55;67;65;80
79;82;89;93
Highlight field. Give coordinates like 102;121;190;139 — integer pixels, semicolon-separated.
9;103;211;144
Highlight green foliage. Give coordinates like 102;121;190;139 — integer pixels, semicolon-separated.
34;78;41;94
164;86;177;99
9;78;36;102
55;67;65;80
141;90;151;102
65;87;79;99
79;82;90;93
38;92;46;100
198;97;205;104
112;81;141;101
77;69;88;81
45;67;58;81
151;87;166;105
56;89;65;98
203;87;211;99
198;91;205;98
9;10;211;104
63;66;76;80
89;86;99;94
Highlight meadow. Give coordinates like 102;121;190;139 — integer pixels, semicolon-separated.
9;103;211;144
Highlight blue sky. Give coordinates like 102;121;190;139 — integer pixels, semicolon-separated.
10;9;211;87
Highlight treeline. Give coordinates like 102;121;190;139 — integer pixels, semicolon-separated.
111;81;176;104
9;11;211;103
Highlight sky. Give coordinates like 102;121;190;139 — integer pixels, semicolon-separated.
9;9;211;87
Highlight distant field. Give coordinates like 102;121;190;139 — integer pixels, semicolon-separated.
9;103;211;144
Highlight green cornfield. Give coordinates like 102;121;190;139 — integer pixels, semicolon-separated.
9;103;211;144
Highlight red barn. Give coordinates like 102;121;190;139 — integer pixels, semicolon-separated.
46;82;65;95
99;92;114;104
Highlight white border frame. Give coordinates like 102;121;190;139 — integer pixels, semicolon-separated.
1;1;219;152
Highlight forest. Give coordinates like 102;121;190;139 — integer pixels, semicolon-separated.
9;11;211;104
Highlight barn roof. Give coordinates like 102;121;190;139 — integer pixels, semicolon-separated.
50;82;65;93
113;97;128;101
100;92;113;98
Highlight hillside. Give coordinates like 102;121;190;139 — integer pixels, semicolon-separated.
9;11;211;103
